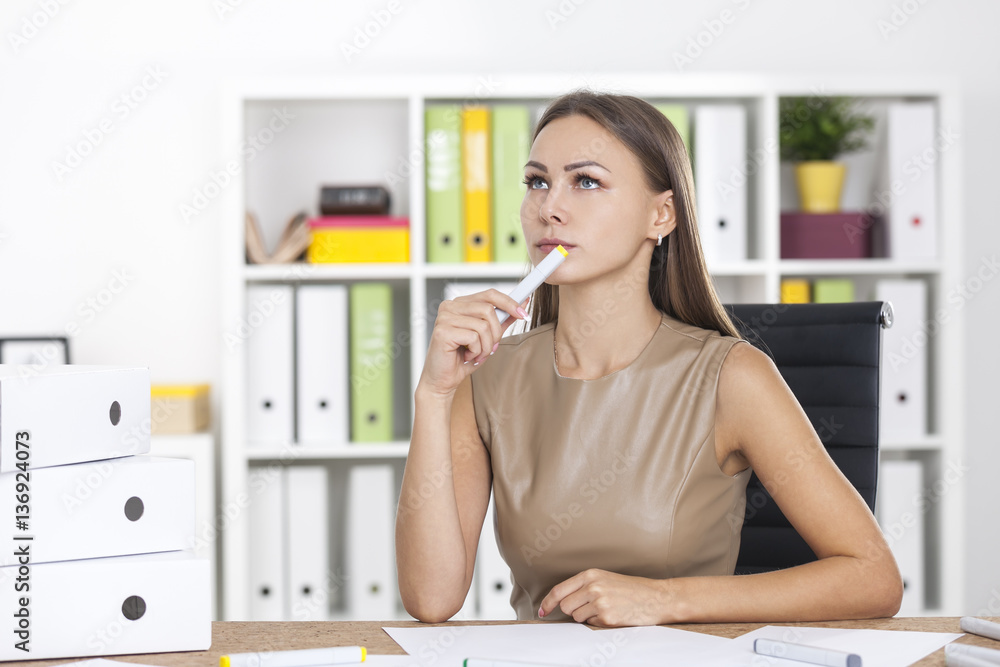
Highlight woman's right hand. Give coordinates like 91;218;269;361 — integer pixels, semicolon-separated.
418;289;529;398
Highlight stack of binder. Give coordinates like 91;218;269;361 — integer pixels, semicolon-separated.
425;104;531;263
248;464;333;621
246;283;396;448
0;365;210;661
248;462;400;621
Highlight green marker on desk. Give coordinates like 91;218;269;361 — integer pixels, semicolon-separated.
220;645;366;667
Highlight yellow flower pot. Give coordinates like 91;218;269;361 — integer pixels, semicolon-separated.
794;161;846;213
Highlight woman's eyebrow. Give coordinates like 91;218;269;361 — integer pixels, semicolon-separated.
524;160;611;173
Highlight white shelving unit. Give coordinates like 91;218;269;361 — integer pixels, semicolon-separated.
218;73;963;620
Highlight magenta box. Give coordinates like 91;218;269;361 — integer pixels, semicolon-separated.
780;212;883;259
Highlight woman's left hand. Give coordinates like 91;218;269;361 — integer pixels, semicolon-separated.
538;568;677;627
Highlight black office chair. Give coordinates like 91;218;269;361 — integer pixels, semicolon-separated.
722;301;893;575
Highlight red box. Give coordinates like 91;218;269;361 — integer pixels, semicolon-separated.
780;212;883;259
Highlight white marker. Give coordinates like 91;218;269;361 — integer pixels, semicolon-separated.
495;245;568;325
961;616;1000;642
220;646;366;667
946;642;1000;664
464;660;563;667
753;638;862;667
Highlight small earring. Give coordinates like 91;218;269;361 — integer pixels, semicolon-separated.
656;233;663;247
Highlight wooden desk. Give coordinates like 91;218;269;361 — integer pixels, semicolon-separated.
6;618;998;667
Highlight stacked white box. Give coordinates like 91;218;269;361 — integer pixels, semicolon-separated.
0;365;211;661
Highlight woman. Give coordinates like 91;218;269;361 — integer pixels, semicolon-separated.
395;90;903;627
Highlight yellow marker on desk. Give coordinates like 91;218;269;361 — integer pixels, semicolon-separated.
220;645;366;667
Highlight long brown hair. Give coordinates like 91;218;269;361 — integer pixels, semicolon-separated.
526;90;742;339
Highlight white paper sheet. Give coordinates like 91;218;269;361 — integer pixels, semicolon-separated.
730;625;963;667
384;623;733;666
587;625;735;665
384;624;597;665
365;657;425;666
384;623;963;667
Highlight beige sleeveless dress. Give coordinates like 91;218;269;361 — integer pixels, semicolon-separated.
470;311;752;621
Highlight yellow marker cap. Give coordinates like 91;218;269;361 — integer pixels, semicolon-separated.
362;646;367;661
220;657;230;667
556;245;568;257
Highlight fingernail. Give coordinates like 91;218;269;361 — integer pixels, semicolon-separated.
491;342;499;355
538;606;545;618
473;361;480;366
517;307;528;320
464;360;470;365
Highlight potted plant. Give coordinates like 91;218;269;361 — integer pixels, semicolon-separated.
779;96;875;213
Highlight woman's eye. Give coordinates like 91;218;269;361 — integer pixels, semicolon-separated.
579;177;599;189
523;176;547;190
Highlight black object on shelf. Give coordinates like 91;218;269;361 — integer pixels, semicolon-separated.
320;185;391;216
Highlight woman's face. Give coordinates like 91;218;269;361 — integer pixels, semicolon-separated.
520;114;668;286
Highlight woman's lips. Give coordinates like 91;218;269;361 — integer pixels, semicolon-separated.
538;243;574;252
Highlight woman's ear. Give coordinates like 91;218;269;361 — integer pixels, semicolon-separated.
653;189;677;239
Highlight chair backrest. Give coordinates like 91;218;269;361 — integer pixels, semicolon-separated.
723;301;893;575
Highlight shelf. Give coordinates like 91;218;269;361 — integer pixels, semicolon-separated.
705;260;769;276
778;258;942;275
221;74;964;622
246;442;410;460
881;435;944;452
245;263;412;281
423;262;530;279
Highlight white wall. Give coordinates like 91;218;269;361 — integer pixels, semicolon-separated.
2;0;997;614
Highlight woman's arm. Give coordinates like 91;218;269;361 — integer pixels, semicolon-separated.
539;342;903;626
395;376;492;623
395;289;526;622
